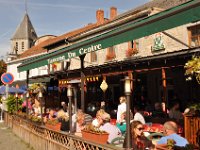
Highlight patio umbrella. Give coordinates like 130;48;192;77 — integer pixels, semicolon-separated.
0;85;26;95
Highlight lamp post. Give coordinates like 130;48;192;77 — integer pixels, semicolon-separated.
67;84;73;133
124;76;131;149
38;91;43;125
15;93;18;113
26;91;29;115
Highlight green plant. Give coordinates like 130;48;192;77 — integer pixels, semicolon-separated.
6;95;23;114
46;119;59;125
31;115;42;123
83;124;108;134
185;56;200;84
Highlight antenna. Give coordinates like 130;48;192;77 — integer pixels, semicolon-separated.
25;0;28;13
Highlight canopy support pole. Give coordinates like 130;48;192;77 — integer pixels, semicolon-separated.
80;54;86;112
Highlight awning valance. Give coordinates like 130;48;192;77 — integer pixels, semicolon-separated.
18;0;200;72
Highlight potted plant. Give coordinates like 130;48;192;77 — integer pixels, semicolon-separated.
6;95;23;114
81;124;109;144
30;115;42;125
45;119;61;131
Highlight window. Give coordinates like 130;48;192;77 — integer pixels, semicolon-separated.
15;42;18;54
188;24;200;47
91;51;97;62
106;46;116;61
22;41;24;50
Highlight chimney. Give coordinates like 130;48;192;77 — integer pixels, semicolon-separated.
110;7;117;20
96;9;104;25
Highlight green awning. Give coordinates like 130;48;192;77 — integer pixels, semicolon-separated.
18;0;200;72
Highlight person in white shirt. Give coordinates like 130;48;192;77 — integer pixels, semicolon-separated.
117;96;126;123
99;112;122;143
133;105;145;124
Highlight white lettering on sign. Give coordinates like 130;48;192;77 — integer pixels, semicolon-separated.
79;44;102;55
68;52;76;58
47;56;65;64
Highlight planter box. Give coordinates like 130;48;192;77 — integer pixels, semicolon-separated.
82;130;109;144
45;123;61;131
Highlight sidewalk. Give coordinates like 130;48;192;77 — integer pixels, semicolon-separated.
0;122;34;150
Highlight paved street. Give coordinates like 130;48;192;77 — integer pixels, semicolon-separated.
0;122;34;150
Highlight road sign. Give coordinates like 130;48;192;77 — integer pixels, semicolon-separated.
1;73;14;85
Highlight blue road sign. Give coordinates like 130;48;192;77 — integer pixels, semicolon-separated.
1;73;14;85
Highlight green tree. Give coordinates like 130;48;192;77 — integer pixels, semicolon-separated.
185;56;200;84
0;59;7;85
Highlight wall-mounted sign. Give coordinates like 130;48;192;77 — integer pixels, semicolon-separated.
59;79;69;88
85;76;99;82
151;33;165;51
47;44;102;65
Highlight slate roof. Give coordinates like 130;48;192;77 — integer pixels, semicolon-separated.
19;23;97;59
11;13;37;40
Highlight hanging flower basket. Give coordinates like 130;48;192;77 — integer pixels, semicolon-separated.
126;48;138;57
106;52;116;60
28;83;46;97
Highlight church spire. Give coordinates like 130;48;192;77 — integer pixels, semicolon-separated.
10;12;37;57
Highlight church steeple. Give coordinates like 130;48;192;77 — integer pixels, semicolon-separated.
10;13;37;57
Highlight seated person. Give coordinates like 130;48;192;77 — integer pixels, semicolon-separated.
133;105;145;124
116;111;126;135
57;109;69;131
75;110;93;133
168;101;183;122
92;109;105;127
99;112;122;143
152;102;167;118
123;120;155;149
157;121;188;148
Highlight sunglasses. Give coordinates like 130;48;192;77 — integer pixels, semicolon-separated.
137;127;144;131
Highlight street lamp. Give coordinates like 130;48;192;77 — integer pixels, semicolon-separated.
38;91;43;125
124;76;132;149
67;84;73;133
26;91;29;115
15;93;18;113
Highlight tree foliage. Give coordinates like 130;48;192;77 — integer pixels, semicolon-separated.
184;56;200;84
0;59;7;85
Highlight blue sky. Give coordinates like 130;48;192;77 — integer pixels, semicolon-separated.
0;0;148;59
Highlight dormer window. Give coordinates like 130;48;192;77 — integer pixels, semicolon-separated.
188;24;200;47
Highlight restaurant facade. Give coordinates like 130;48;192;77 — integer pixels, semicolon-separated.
5;0;200;115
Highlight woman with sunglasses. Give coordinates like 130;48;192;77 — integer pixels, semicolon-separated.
131;121;155;150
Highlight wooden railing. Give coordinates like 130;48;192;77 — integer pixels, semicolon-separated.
184;115;200;147
4;112;123;150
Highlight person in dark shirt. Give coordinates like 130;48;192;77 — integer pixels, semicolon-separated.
57;109;69;131
152;102;167;118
